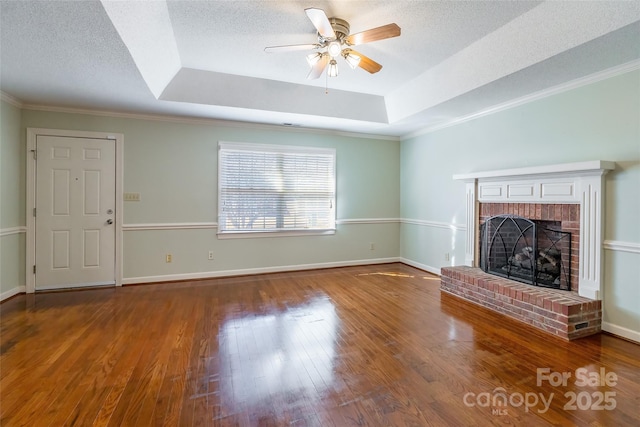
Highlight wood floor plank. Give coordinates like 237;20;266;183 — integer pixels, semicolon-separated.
1;263;639;426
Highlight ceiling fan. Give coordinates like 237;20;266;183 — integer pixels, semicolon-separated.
265;8;401;80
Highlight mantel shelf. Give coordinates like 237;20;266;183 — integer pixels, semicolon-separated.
453;160;615;181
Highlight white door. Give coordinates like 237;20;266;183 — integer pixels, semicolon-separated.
35;135;116;290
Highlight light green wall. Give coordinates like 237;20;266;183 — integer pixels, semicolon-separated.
401;69;640;335
123;223;399;280
1;100;24;228
1;234;25;295
19;110;401;280
1;99;25;295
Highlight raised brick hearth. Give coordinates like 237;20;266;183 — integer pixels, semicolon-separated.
441;266;602;340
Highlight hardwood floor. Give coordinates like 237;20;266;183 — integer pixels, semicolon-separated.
1;263;639;426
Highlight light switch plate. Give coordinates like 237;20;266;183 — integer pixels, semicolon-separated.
124;192;141;201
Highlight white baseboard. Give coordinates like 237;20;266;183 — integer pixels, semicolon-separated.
1;286;26;302
399;258;442;276
602;321;640;344
123;257;402;285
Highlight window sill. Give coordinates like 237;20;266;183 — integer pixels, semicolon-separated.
217;229;336;239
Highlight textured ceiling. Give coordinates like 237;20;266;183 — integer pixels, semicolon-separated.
1;1;639;137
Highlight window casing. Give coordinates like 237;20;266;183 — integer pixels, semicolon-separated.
218;142;336;237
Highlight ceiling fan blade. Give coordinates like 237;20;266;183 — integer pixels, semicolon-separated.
345;23;401;46
305;8;336;39
307;55;329;80
349;50;383;74
264;44;320;53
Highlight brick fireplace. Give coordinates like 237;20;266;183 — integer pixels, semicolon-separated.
442;161;615;340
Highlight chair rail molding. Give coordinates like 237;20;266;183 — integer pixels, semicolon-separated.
0;226;27;237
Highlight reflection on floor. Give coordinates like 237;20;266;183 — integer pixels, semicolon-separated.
219;297;338;411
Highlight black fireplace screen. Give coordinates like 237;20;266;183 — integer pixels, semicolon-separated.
480;215;571;290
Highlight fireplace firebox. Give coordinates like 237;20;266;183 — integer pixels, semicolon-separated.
480;215;571;290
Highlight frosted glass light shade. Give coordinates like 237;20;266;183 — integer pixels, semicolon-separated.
345;52;361;69
328;59;338;77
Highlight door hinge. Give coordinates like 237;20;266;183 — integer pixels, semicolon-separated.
30;149;37;160
33;265;36;274
33;208;36;217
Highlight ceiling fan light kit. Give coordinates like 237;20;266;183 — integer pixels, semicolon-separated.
265;7;401;80
306;52;323;67
343;51;361;69
327;41;343;58
328;59;339;77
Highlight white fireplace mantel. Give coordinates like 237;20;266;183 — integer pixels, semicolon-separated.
454;161;615;300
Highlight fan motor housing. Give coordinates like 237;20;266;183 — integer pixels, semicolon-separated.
328;17;350;40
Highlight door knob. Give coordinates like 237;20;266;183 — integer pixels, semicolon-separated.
106;219;113;225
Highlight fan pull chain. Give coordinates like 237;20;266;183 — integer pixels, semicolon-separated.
325;68;329;94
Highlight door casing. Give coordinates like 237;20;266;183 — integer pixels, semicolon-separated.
26;128;123;293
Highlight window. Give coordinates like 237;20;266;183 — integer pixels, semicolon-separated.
218;142;336;237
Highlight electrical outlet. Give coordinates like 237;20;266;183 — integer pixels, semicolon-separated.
369;243;375;251
166;254;172;263
445;253;450;261
208;251;214;260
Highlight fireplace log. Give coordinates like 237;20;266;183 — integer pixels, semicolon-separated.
510;257;532;270
539;251;559;267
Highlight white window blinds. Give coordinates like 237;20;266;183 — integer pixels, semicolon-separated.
218;142;336;236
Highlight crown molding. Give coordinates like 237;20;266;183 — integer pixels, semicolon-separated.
403;59;640;140
20;103;400;142
0;91;24;108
